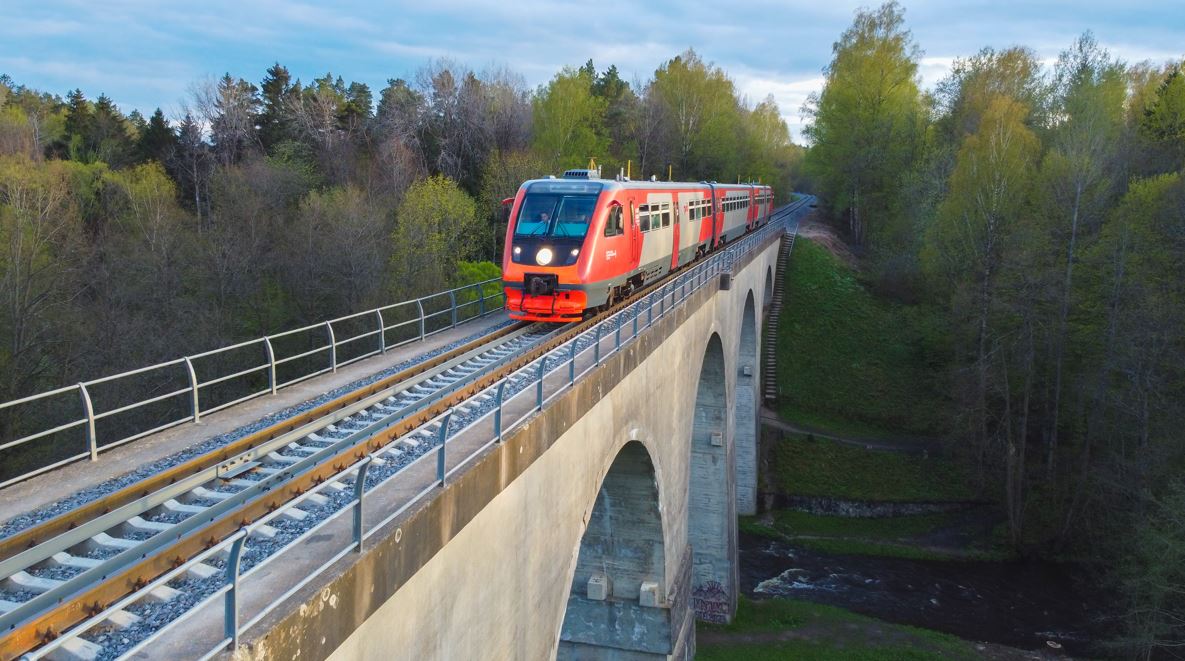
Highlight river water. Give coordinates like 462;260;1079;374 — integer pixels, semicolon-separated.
739;532;1111;657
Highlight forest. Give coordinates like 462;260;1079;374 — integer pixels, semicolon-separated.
803;2;1184;655
0;52;801;417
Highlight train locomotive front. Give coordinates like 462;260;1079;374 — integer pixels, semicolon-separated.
501;177;607;322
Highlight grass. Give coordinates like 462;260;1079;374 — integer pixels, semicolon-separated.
738;510;1011;562
770;431;975;503
697;597;979;660
773;238;950;436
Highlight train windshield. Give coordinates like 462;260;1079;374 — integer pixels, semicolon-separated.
514;193;600;238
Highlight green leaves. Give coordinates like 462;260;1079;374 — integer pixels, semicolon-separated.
531;67;608;171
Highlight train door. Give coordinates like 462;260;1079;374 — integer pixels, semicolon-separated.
706;183;720;248
628;200;641;266
671;201;681;270
602;201;627;279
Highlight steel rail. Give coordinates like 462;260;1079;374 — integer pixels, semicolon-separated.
0;321;530;567
0;197;812;659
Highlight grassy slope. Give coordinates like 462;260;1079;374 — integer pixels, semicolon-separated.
771;432;974;502
697;597;978;660
773;238;949;437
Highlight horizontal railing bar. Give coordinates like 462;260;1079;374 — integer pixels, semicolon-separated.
0;384;81;409
333;329;382;347
82;359;187;387
196;364;269;389
92;387;193;420
0;451;91;489
274;367;332;390
272;345;331;366
187;337;266;361
0;418;87;451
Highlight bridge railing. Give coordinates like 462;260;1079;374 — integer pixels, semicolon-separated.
25;198;809;661
0;279;506;489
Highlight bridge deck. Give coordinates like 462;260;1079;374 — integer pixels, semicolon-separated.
0;315;509;530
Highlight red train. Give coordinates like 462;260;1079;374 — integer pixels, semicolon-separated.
501;170;774;322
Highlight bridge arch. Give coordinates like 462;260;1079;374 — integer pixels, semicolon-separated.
687;332;737;623
735;291;758;516
557;440;672;659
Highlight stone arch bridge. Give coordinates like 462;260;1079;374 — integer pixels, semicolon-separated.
218;210;803;661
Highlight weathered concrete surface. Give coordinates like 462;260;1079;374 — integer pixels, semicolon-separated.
222;231;785;661
0;315;507;525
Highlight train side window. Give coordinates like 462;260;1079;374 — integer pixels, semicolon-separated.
640;212;650;232
604;206;623;237
662;209;671;227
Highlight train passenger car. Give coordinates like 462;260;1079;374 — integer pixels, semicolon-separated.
501;169;773;322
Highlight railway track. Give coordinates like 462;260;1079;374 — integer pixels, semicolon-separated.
0;199;810;660
0;321;563;659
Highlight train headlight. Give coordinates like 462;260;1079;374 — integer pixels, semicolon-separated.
569;248;580;258
513;245;521;256
536;247;554;265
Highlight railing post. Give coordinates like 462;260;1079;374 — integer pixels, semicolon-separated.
449;291;458;329
78;383;97;461
478;282;486;316
353;455;374;551
183;357;200;423
536;358;546;410
224;530;248;650
416;298;426;340
594;325;602;365
633;304;639;337
568;342;577;384
325;321;337;372
436;409;453;486
263;337;277;395
648;293;654;327
375;310;386;354
494;380;507;442
614;315;621;349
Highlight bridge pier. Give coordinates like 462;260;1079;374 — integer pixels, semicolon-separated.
687;334;739;624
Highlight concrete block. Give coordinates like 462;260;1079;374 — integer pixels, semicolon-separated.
710;432;723;447
639;581;662;608
741;364;753;377
587;573;611;601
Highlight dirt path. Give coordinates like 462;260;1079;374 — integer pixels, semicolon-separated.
760;406;939;454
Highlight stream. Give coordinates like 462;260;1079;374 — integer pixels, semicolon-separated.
739;532;1111;657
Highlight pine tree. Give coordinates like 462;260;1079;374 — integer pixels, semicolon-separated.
137;108;176;164
258;63;294;150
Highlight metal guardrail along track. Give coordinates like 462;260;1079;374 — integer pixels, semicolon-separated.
0;197;813;660
0;277;508;490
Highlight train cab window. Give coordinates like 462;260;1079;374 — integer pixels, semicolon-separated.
604;205;623;237
514;189;600;238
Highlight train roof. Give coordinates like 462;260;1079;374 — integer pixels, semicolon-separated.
519;175;770;194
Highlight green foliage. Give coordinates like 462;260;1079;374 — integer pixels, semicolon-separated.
775;239;949;435
649;50;744;180
391;175;480;298
1120;479;1185;657
531;67;607;170
803;1;925;247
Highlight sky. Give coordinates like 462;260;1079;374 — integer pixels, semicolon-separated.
2;0;1183;142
